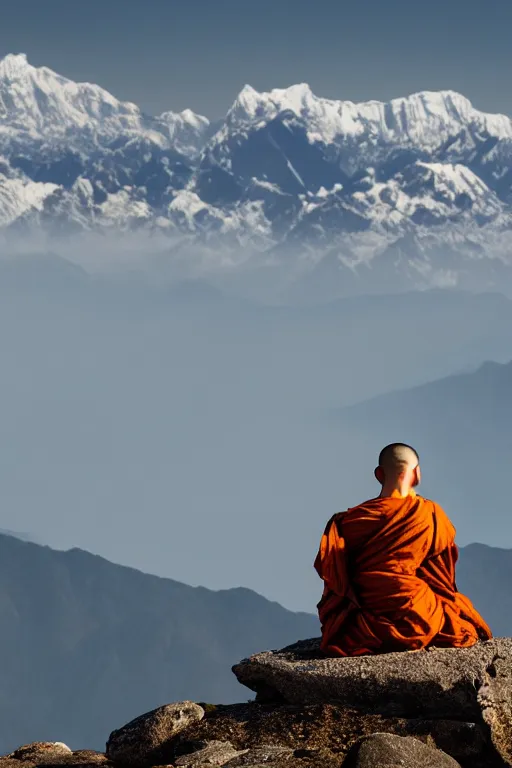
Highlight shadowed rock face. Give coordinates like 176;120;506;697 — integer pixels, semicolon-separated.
176;702;488;767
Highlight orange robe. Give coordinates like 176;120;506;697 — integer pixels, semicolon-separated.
314;491;492;656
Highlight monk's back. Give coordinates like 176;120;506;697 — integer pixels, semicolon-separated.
341;493;438;576
337;493;440;617
315;480;491;655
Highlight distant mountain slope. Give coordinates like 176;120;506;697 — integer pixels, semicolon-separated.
1;275;512;615
1;54;512;295
0;534;318;753
0;528;41;544
457;543;512;637
336;359;512;553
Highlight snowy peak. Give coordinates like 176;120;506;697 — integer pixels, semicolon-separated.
228;82;314;121
158;108;210;157
0;51;512;297
0;53;32;79
224;83;512;147
0;53;211;158
0;53;146;149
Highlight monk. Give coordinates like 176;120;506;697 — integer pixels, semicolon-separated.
314;443;492;656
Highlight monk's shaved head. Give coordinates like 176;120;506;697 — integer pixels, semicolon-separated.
375;443;421;493
378;443;419;475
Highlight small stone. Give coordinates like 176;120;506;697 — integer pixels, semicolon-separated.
342;733;461;768
175;741;243;767
106;701;205;767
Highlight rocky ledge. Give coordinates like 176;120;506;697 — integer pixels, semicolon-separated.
2;638;511;768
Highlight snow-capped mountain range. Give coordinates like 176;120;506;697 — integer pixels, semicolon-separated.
2;52;512;295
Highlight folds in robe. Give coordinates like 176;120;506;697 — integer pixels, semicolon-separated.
314;492;492;657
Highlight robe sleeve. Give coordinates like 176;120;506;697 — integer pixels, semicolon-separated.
418;502;459;600
314;514;361;607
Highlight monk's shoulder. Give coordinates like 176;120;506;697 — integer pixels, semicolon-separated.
321;511;345;534
343;497;386;521
322;508;361;532
416;495;448;516
416;496;456;531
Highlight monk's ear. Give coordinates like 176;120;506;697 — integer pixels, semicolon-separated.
374;466;384;485
412;465;421;487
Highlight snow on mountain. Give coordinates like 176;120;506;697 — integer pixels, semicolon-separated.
221;83;512;149
0;53;208;156
158;108;211;158
9;175;160;235
168;189;273;251
0;156;58;226
339;161;504;230
1;53;512;296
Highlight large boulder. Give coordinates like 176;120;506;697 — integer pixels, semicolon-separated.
7;744;72;764
232;637;512;765
106;701;204;767
342;733;461;768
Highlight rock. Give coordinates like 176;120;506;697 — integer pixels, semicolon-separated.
477;651;512;765
106;701;204;767
0;762;36;768
407;719;487;763
233;638;512;764
223;746;293;766
175;741;243;767
176;702;491;767
342;733;461;768
70;754;108;765
8;744;72;764
232;638;508;717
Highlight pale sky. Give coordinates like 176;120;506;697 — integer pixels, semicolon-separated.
0;0;510;119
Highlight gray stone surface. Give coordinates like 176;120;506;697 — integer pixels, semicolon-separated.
342;733;461;768
233;637;510;719
106;702;204;767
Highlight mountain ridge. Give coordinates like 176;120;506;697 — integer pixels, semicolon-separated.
0;531;509;753
1;53;512;297
0;531;319;752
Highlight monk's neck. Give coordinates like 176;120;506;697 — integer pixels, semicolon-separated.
379;486;416;499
